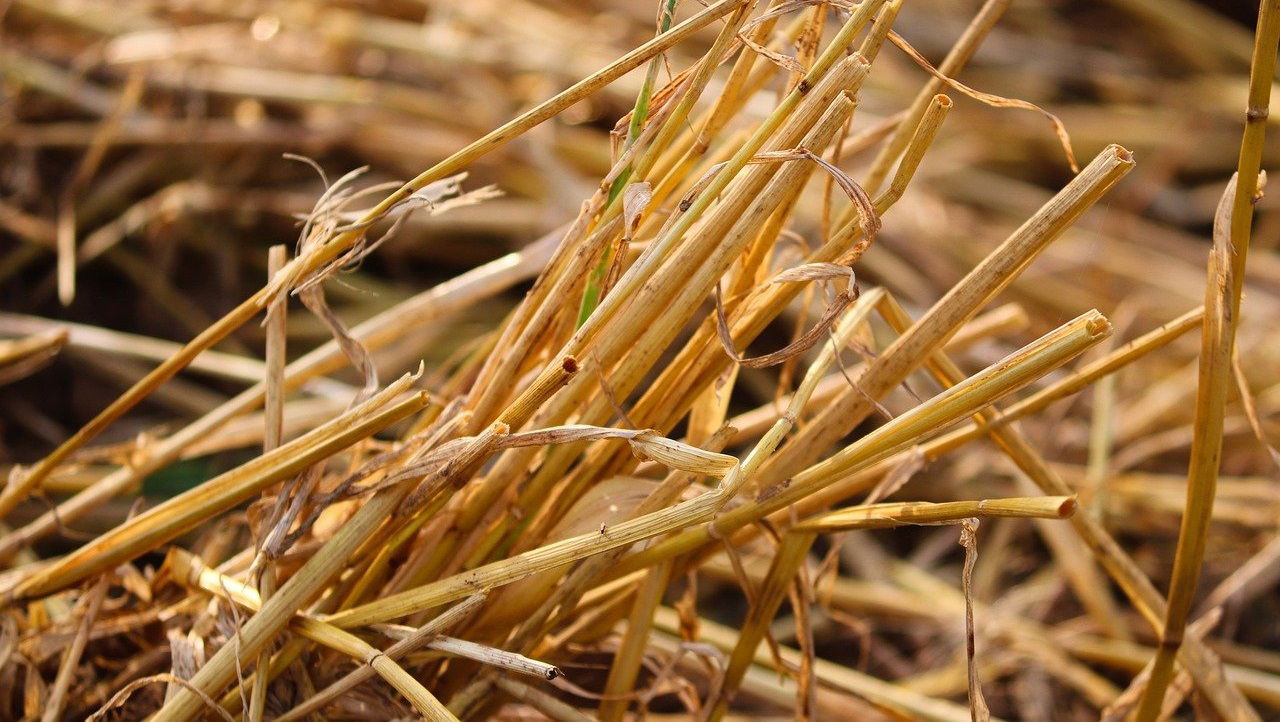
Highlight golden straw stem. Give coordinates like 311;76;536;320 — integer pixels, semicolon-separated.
11;381;428;600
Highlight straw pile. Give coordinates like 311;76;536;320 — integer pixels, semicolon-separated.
1;0;1278;719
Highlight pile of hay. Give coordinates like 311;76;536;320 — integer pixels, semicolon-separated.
1;0;1278;719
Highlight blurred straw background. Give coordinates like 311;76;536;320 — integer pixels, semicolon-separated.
1;0;1279;720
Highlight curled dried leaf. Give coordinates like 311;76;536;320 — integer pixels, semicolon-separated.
261;166;496;310
888;30;1078;173
747;147;880;239
771;262;855;285
742;0;830;30
629;431;738;477
736;33;805;74
299;286;378;407
505;424;647;447
800;148;880;240
714;283;856;369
